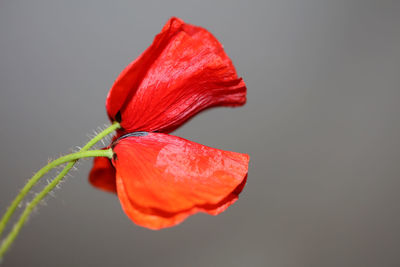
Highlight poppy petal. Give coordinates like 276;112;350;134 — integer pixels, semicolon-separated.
116;174;247;229
106;17;246;133
112;132;249;229
89;156;117;193
116;178;194;229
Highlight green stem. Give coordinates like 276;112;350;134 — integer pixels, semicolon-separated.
0;122;120;239
0;148;113;259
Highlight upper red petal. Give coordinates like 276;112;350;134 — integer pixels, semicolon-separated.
106;17;247;133
112;132;249;229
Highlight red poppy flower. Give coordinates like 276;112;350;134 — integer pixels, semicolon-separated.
89;17;249;229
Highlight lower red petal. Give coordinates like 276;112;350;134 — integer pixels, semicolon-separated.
112;132;249;229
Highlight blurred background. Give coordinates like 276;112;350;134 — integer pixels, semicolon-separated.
1;0;399;266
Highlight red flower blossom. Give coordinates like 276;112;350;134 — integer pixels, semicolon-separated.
89;17;249;229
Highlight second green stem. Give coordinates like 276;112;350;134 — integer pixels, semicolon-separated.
0;122;120;238
0;149;113;259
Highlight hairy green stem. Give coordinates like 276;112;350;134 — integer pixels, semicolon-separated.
0;148;113;259
0;122;120;239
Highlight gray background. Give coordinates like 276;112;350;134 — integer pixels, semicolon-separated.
1;0;399;266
